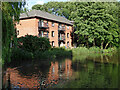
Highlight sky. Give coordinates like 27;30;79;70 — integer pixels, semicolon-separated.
25;0;68;9
25;0;120;10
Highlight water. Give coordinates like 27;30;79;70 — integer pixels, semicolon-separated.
3;50;120;89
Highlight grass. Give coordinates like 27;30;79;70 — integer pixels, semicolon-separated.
72;46;117;55
71;46;118;63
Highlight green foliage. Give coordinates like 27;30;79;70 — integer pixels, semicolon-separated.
2;2;25;64
11;47;72;61
89;46;100;53
103;47;117;53
34;48;72;60
18;35;51;52
72;46;117;57
32;2;120;48
11;47;33;61
72;47;89;55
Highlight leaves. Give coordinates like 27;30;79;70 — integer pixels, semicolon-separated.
32;2;119;48
2;2;25;63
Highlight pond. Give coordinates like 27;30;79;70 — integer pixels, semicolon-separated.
3;50;120;89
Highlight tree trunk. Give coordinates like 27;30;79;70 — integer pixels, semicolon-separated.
101;41;104;50
85;36;89;48
105;42;109;49
93;38;96;46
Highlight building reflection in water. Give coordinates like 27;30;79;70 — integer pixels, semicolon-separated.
3;68;41;88
3;59;73;88
45;59;72;87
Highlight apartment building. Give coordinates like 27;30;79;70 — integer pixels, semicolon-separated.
16;10;74;48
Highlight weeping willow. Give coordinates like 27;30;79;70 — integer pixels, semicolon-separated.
2;2;25;65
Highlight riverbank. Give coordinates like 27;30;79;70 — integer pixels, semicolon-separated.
72;46;117;55
8;46;118;66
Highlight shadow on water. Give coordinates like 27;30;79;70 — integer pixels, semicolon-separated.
2;49;120;89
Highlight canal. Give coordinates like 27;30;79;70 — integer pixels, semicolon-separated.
3;49;120;89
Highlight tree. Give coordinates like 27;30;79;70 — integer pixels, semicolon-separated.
2;2;25;64
18;35;51;52
32;2;120;49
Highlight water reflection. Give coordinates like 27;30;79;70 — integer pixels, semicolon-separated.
3;59;73;88
3;51;120;88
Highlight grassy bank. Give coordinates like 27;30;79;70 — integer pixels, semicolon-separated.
72;46;117;55
72;46;118;63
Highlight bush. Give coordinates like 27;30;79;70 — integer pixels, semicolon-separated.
17;35;51;52
89;46;100;53
34;48;72;60
11;47;33;61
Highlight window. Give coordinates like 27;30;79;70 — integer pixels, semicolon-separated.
52;22;54;27
67;41;69;47
67;26;69;30
52;31;54;37
47;21;48;26
47;32;48;37
17;21;19;24
67;33;69;38
52;41;54;46
41;20;44;27
17;30;19;35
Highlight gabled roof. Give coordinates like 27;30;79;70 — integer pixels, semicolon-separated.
20;10;73;26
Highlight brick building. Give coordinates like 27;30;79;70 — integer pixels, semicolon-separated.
16;10;74;48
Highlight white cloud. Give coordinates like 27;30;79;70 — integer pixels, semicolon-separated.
35;0;44;5
25;0;45;10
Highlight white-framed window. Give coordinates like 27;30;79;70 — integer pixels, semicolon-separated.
52;31;54;37
52;41;54;46
52;22;54;27
67;41;69;47
67;26;69;30
67;33;69;38
17;30;19;35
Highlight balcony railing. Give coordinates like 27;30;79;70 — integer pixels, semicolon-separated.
58;36;65;41
58;26;65;31
38;21;48;28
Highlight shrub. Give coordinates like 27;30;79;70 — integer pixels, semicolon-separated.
89;46;100;53
34;48;72;60
11;47;33;61
17;35;51;52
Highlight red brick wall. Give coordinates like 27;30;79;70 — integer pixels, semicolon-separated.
16;18;73;48
48;21;59;47
65;25;72;48
16;18;38;38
